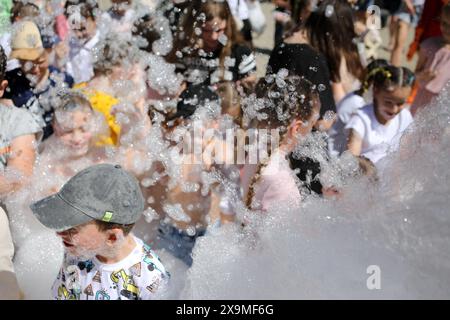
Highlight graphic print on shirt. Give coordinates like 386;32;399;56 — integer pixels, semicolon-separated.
84;284;94;299
129;262;142;277
95;289;110;300
110;269;139;300
92;271;102;283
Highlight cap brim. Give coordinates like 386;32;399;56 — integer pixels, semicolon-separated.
10;48;44;61
30;193;92;231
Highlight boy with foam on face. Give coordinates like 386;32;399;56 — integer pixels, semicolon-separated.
30;164;169;300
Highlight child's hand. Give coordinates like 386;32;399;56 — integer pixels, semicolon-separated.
416;69;437;84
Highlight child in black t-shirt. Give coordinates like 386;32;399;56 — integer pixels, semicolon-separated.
168;0;257;89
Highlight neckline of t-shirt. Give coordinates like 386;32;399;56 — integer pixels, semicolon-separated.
92;235;142;271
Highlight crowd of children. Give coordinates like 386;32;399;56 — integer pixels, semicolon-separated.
0;0;449;300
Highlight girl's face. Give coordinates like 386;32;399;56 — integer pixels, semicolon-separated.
54;110;93;158
441;10;450;44
374;86;411;124
202;18;227;51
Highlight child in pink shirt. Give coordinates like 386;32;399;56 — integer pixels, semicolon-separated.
241;75;321;211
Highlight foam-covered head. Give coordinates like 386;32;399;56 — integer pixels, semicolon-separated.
53;92;95;158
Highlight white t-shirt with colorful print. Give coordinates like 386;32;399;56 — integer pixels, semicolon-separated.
52;236;169;300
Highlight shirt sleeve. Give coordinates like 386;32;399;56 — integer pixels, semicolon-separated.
9;108;43;141
345;113;366;139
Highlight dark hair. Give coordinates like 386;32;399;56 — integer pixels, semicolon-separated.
132;14;161;53
168;83;220;121
246;75;320;208
290;0;313;25
65;0;98;20
305;0;364;83
0;46;6;82
357;59;390;95
252;75;319;131
94;220;135;236
370;65;415;92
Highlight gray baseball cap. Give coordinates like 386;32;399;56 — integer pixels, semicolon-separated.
30;164;145;231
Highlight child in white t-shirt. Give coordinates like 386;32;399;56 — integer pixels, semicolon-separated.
64;1;101;84
346;65;415;164
30;164;169;300
328;59;390;156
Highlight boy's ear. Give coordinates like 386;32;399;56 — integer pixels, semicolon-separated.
105;229;118;243
105;228;123;244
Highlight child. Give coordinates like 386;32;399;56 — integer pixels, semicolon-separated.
241;75;321;211
328;59;390;156
148;84;221;267
411;3;450;116
41;91;145;188
0;45;42;197
40;92;109;180
100;0;136;34
64;1;100;84
0;1;40;72
168;0;257;90
346;65;415;164
4;20;74;140
30;164;169;300
75;33;148;147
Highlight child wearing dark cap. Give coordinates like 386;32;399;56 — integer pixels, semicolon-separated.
30;164;169;300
